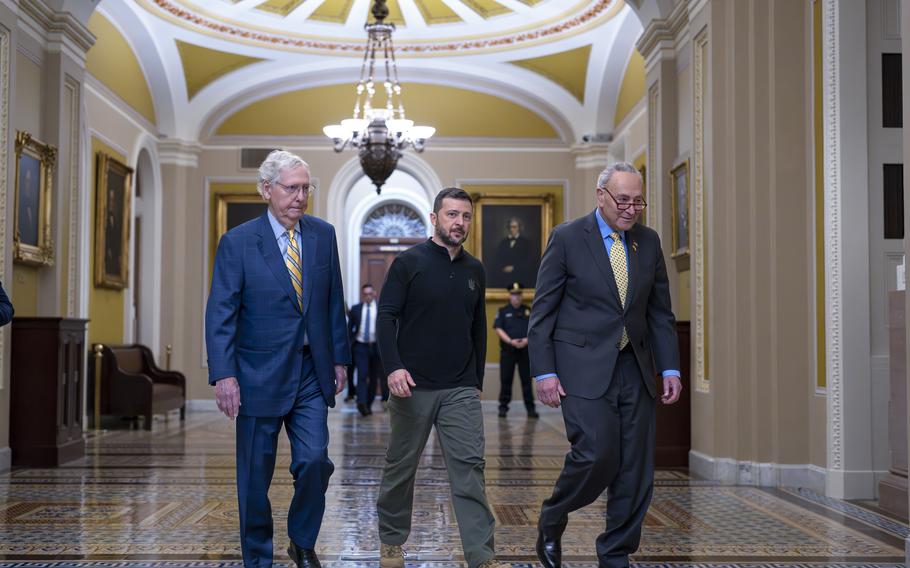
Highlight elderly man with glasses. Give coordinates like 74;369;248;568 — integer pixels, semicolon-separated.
529;162;683;568
206;149;350;568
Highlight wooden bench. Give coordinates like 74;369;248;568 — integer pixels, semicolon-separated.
99;344;186;430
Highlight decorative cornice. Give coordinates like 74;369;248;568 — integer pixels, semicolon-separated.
635;0;689;62
17;0;95;60
158;138;202;167
141;0;619;56
571;142;610;169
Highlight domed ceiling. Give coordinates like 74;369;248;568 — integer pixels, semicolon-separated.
91;0;646;141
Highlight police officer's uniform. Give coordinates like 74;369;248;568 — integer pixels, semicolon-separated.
493;283;537;417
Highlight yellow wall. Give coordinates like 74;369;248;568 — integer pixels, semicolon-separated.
215;84;559;138
459;183;564;364
614;49;646;127
86;13;157;125
89;138;127;346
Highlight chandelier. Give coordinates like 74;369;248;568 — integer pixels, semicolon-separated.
322;0;435;195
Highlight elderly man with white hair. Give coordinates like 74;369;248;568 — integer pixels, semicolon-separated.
205;149;350;568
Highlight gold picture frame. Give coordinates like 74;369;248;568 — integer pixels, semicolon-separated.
94;153;133;289
210;191;268;272
669;159;690;268
13;131;56;266
467;193;555;300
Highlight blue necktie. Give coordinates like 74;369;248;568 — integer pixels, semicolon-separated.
364;303;371;343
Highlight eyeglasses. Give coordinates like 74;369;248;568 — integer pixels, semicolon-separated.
273;181;315;196
600;188;647;211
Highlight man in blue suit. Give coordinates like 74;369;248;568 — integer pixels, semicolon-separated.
205;149;351;568
0;280;13;326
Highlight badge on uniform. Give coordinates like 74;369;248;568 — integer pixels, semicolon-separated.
525;309;530;317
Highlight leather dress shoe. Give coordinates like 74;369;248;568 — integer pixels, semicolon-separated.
287;541;321;568
536;529;561;568
357;403;370;417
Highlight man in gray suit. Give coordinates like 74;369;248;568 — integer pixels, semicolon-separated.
528;162;682;568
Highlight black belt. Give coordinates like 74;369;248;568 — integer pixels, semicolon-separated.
296;345;311;354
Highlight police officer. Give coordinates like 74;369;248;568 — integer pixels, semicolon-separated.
494;283;538;418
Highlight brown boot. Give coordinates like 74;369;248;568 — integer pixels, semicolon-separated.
379;543;405;568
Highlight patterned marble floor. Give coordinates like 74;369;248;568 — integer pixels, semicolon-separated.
0;403;905;568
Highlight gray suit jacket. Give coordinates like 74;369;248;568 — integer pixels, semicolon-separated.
528;211;679;399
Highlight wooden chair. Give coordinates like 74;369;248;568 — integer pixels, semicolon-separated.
100;344;186;430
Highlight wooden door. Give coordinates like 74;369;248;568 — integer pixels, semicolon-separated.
359;237;424;295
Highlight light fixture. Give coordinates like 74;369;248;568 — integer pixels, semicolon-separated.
322;0;435;194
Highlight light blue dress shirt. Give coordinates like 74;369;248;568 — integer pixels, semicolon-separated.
535;210;680;381
267;209;302;259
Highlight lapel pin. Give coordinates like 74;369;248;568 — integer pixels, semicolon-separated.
632;241;638;252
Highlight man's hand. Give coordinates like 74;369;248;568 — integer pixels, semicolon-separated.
334;365;347;395
515;338;528;349
537;376;566;408
388;368;416;398
214;376;241;420
661;375;683;404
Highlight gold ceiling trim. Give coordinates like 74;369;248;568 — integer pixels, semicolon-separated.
461;0;512;19
413;0;463;25
255;0;305;17
137;0;621;55
308;0;359;24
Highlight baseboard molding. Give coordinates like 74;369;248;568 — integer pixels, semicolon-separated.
905;536;910;566
689;450;827;493
825;467;888;499
186;399;218;412
0;446;9;473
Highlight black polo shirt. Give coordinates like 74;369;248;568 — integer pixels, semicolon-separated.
377;238;487;389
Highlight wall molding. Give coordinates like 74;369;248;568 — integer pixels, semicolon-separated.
65;77;80;317
821;0;844;474
693;25;709;392
636;0;689;65
0;23;9;391
0;446;9;473
689;450;827;493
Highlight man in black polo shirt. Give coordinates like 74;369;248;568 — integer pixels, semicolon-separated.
375;188;507;568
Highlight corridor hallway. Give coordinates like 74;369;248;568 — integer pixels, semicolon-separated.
0;405;905;567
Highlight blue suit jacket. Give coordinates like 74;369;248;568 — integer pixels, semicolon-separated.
205;212;351;416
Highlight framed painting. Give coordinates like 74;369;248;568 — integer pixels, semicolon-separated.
13;131;56;266
467;193;554;300
94;153;133;289
211;191;268;270
669;159;690;266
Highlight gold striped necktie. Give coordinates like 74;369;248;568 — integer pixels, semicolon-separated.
609;231;630;350
286;228;303;311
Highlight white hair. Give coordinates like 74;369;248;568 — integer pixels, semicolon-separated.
257;149;310;197
596;162;642;191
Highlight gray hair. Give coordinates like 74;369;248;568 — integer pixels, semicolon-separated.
596;162;642;191
257;149;309;197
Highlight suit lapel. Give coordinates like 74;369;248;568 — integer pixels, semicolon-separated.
624;225;641;313
301;216;317;317
256;213;302;314
583;212;623;307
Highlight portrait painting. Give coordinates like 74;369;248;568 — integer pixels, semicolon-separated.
468;193;554;299
94;153;133;289
670;159;690;264
13;131;56;266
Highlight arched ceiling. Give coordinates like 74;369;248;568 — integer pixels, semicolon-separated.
90;0;646;142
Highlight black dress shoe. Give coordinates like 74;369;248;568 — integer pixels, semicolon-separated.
527;408;540;419
357;403;370;417
287;541;321;568
498;407;507;418
536;529;561;568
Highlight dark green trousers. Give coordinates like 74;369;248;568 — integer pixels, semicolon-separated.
376;386;495;568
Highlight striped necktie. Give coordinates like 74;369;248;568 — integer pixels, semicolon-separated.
286;228;303;311
609;232;630;350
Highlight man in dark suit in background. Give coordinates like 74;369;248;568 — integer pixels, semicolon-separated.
528;162;682;568
206;149;350;568
349;283;386;416
0;281;13;326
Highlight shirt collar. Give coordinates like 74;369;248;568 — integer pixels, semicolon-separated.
267;209;300;241
595;209;623;242
425;237;464;260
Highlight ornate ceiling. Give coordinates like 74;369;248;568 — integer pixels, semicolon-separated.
88;0;646;142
